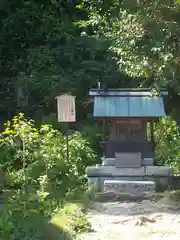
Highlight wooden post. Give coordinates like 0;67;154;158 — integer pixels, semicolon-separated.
103;118;106;158
150;121;155;157
56;94;76;162
66;122;69;162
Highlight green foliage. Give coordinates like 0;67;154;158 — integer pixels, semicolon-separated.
80;124;103;162
0;113;94;239
1;0;180;122
85;0;180;90
0;190;86;239
154;116;180;174
0;113;96;189
0;0;135;120
0;191;47;239
41;113;66;131
52;203;91;234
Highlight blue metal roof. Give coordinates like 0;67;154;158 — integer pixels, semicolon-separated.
93;96;166;117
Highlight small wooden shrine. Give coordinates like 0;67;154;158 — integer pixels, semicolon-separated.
89;88;168;163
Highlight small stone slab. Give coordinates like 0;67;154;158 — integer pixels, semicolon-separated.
102;158;115;166
115;152;141;168
86;166;145;177
145;166;172;176
142;158;154;166
104;180;155;198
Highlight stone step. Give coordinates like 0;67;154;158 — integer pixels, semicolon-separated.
86;165;172;177
86;166;145;177
104;180;155;200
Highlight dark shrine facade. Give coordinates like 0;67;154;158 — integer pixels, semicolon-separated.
89;88;168;161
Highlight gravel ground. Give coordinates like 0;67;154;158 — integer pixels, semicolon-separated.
77;197;180;240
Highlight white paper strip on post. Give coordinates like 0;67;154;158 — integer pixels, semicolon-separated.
56;94;76;122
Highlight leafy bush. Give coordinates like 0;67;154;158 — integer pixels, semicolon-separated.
0;190;87;239
80;124;103;162
0;113;95;239
154;116;180;174
0;113;96;190
52;203;91;234
0;190;48;240
41;113;67;131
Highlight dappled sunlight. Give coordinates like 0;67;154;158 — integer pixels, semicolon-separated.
78;194;180;240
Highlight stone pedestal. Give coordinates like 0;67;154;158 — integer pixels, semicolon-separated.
86;165;172;193
145;166;172;176
104;179;155;199
86;165;145;177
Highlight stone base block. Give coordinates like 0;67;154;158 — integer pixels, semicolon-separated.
88;176;170;192
145;166;172;176
86;166;145;177
142;158;154;166
115;152;141;168
104;180;155;198
102;158;115;166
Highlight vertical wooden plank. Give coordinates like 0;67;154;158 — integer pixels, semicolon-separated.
103;118;106;157
150;121;155;157
142;120;147;140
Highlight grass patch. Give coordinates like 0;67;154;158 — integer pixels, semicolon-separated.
51;203;92;235
0;188;92;240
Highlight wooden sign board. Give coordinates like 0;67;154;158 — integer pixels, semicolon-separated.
56;94;76;122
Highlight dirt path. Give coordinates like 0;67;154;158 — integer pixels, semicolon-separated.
77;197;180;240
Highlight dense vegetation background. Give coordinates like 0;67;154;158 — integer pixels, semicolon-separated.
1;0;180;123
1;1;180;239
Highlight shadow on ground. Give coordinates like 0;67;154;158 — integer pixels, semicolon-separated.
44;222;74;240
89;197;180;217
0;191;75;240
